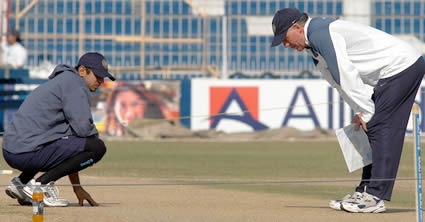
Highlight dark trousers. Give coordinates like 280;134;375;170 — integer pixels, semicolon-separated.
3;136;106;184
355;57;425;201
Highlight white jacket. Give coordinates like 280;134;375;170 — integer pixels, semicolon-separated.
1;41;27;69
304;17;421;122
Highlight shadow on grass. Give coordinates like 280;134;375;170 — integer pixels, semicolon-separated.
285;205;416;213
385;208;415;213
285;205;329;209
67;202;120;207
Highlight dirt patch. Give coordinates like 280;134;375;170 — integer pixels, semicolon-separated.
0;175;415;222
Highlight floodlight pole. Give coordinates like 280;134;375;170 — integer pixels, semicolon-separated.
78;0;84;57
222;15;227;79
140;0;146;78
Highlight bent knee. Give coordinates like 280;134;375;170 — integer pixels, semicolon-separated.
85;137;107;163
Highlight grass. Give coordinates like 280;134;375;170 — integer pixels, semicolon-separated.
0;139;421;208
82;141;361;179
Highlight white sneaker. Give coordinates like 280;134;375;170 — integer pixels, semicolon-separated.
329;191;362;210
22;179;69;207
341;192;386;213
5;177;32;205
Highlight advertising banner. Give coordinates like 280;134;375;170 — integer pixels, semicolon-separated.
187;79;425;133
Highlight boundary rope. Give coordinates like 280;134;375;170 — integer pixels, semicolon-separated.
0;177;422;187
0;99;346;134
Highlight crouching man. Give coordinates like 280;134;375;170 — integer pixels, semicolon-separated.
2;52;115;206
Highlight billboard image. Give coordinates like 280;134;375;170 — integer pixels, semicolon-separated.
92;81;180;136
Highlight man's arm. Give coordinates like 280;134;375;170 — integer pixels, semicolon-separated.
311;30;375;122
69;172;99;206
308;19;375;122
62;84;98;137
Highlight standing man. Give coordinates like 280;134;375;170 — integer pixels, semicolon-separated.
271;8;424;213
2;52;115;207
0;29;27;69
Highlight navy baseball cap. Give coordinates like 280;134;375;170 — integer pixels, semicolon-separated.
271;8;302;47
77;52;115;81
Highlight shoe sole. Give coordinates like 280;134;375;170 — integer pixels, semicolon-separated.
44;203;68;207
43;200;69;207
5;188;19;199
5;189;32;206
341;203;386;213
17;198;32;206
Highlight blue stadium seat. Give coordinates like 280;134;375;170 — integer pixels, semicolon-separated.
10;69;30;79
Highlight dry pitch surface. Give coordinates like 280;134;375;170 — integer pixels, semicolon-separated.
0;175;417;222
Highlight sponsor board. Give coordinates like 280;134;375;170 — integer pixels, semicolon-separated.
186;79;425;133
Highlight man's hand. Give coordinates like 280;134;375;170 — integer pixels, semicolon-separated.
352;113;368;132
69;172;99;206
74;186;99;206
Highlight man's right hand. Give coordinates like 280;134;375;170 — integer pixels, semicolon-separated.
69;172;99;206
74;186;99;206
352;113;368;132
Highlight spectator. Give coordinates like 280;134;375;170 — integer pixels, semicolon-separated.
1;29;28;69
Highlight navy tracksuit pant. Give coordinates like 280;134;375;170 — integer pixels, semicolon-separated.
355;57;425;201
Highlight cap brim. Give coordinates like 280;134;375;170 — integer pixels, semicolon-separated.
106;73;116;81
92;67;116;81
271;32;287;47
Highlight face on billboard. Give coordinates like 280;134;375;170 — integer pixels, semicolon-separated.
114;90;146;125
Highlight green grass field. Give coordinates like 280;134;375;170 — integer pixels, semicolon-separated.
0;140;421;209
